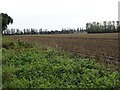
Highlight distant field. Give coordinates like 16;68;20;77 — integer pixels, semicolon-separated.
15;33;118;38
5;33;119;67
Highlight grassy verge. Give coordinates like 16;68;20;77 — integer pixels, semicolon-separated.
2;37;120;88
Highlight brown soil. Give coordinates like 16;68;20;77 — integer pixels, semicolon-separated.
5;33;119;66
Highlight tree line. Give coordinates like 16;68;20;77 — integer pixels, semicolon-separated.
3;28;86;35
86;21;120;33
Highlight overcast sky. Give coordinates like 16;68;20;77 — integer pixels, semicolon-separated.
0;0;119;30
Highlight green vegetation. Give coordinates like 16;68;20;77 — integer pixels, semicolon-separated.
0;13;13;31
2;37;120;88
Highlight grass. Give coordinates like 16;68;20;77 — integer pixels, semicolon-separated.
2;37;120;88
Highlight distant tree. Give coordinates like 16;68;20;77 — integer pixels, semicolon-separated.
39;29;42;34
117;26;120;32
0;13;13;31
93;22;96;30
31;28;35;34
16;29;22;35
112;21;116;31
107;21;112;31
77;28;80;33
103;21;107;30
23;29;26;34
96;22;100;31
116;21;120;29
11;28;15;35
86;23;89;30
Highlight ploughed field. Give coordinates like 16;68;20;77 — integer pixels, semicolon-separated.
6;33;119;67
